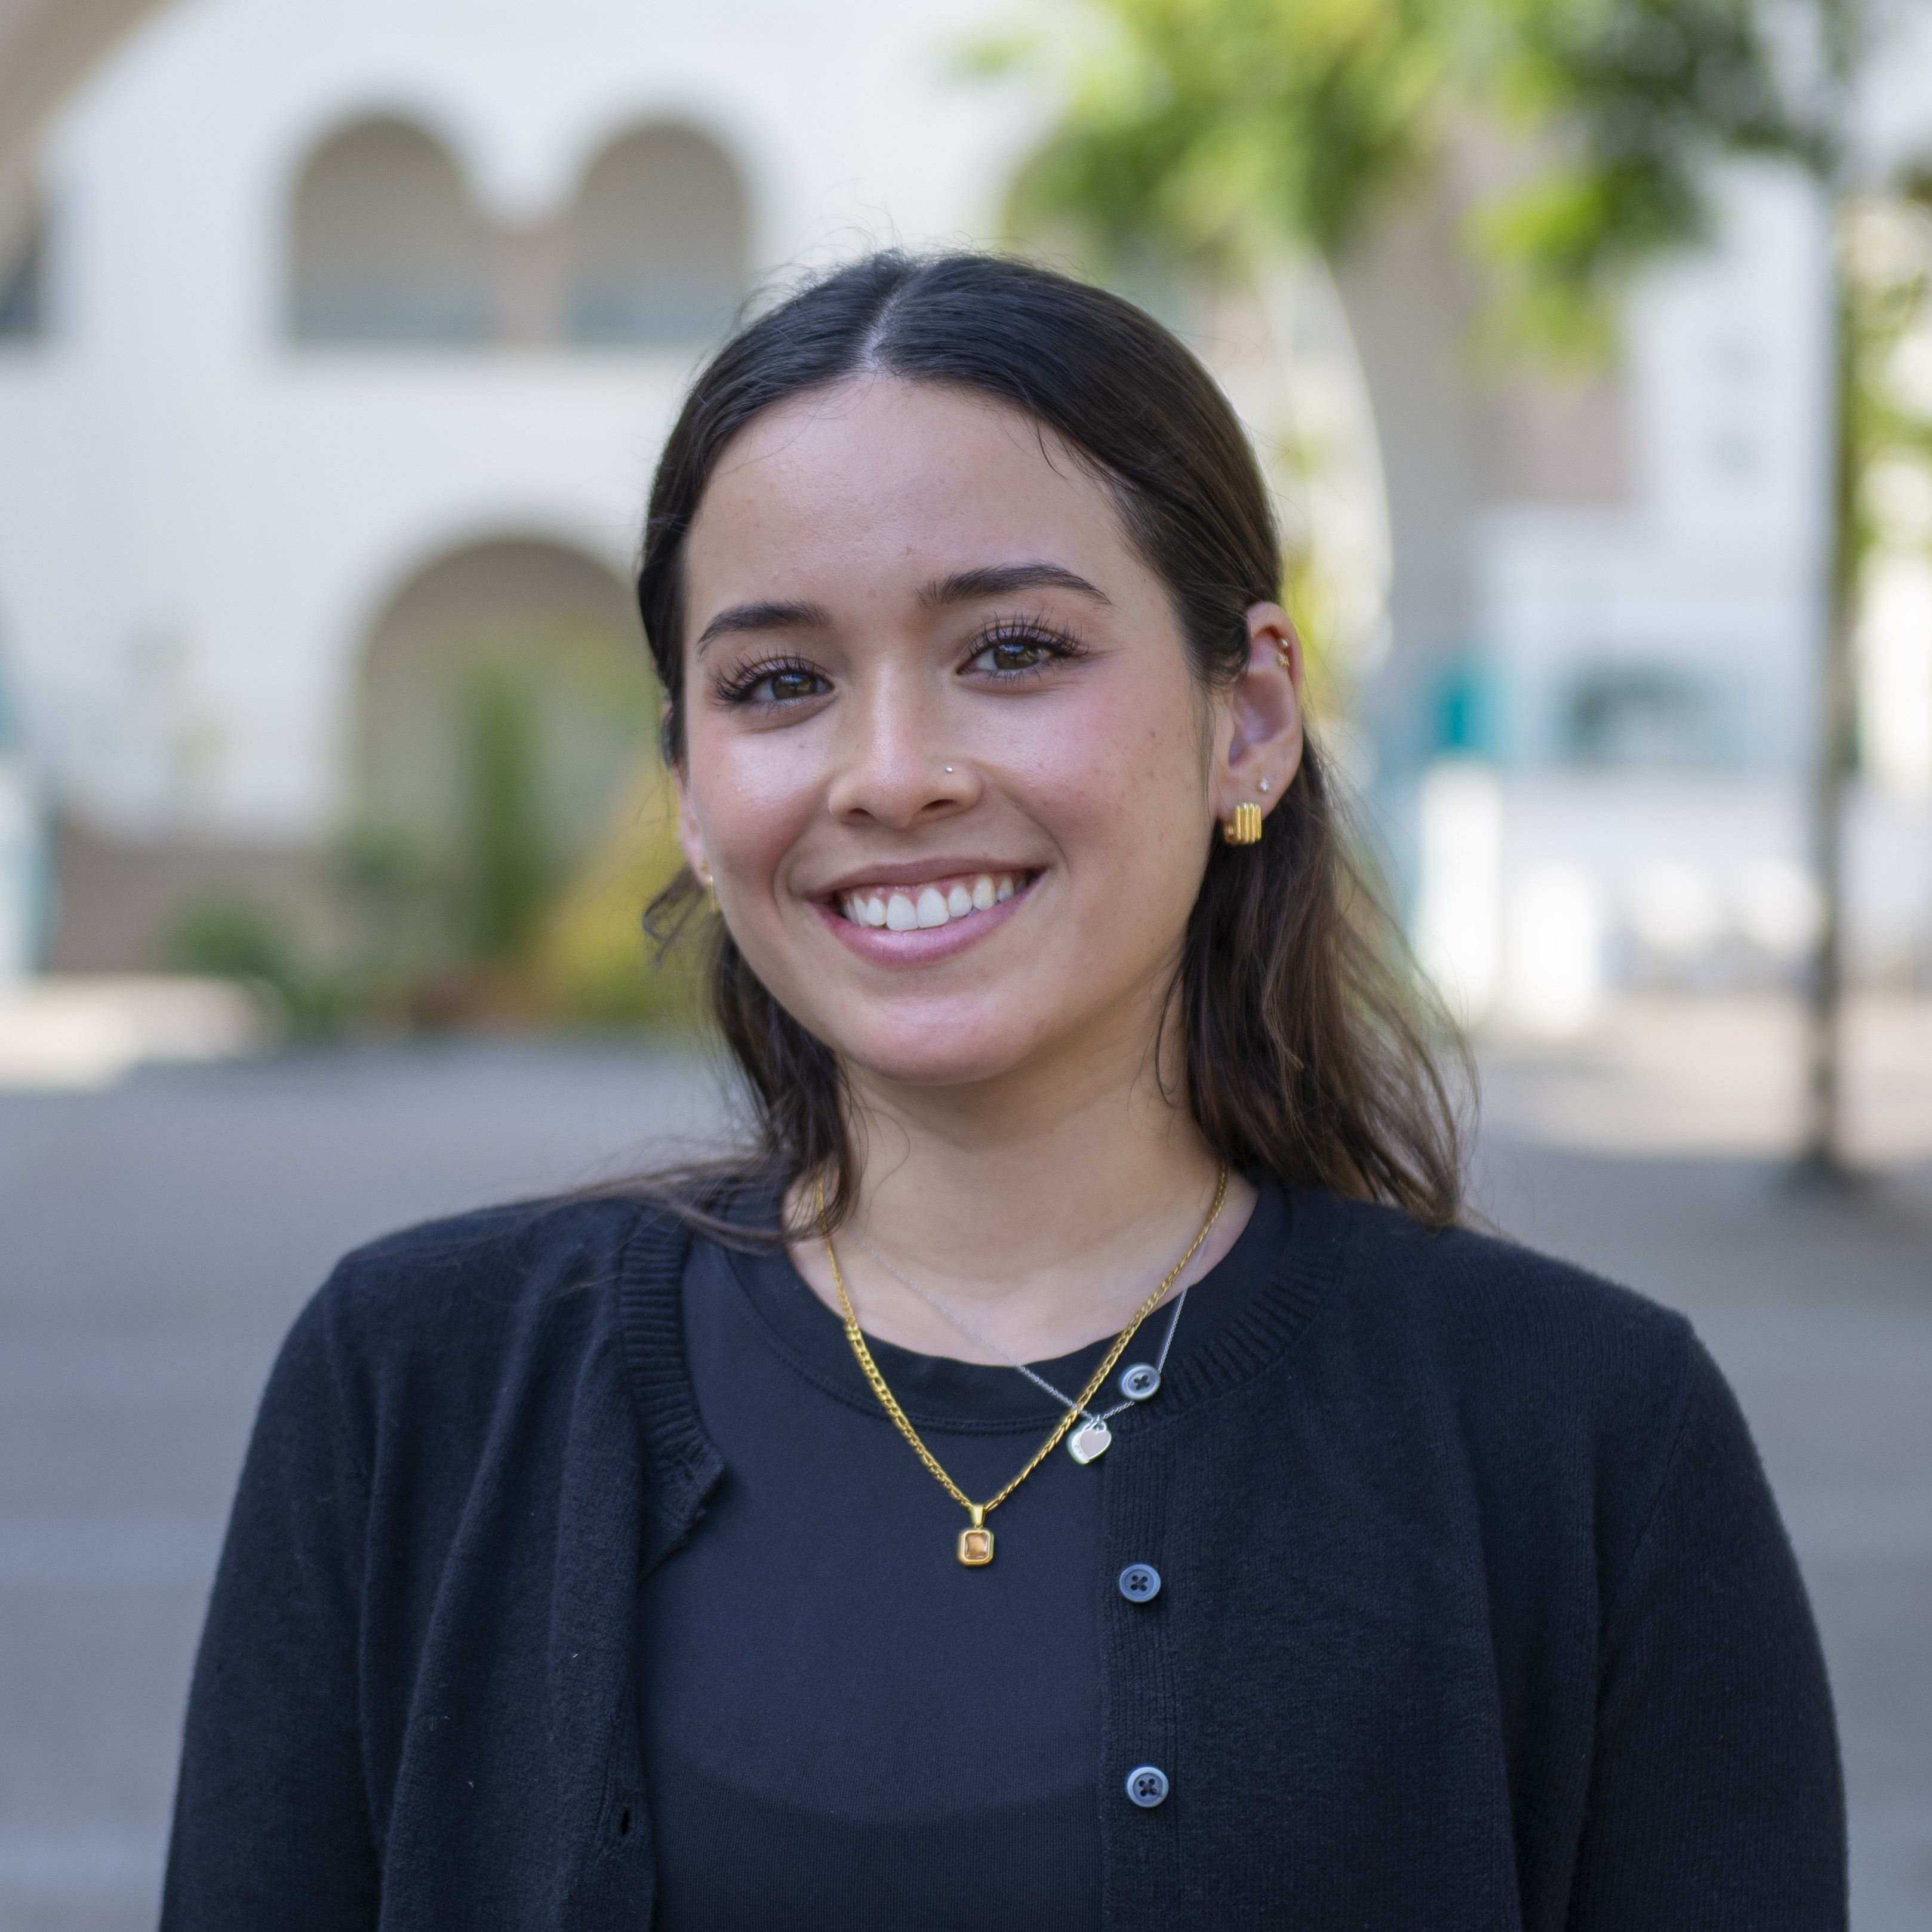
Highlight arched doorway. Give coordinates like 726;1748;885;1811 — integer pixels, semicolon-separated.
352;537;664;987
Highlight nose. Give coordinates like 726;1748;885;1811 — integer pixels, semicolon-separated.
824;670;978;828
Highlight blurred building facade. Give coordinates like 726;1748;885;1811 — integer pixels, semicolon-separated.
1352;152;1932;1032
0;0;1033;976
0;0;1928;1018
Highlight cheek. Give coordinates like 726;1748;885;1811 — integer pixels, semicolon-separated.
999;669;1211;884
682;715;820;871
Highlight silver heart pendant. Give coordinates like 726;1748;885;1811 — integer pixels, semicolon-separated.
1067;1418;1112;1464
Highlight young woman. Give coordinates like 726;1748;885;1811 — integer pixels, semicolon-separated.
163;253;1844;1931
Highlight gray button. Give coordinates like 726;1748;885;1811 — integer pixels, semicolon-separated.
1125;1764;1170;1808
1118;1562;1162;1602
1119;1362;1161;1401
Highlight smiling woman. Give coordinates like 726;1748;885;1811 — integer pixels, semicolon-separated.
162;254;1844;1932
639;254;1459;1253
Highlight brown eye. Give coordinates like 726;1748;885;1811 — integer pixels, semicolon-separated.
969;633;1059;677
761;667;828;702
723;662;832;706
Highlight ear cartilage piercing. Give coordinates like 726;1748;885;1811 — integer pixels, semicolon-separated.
1274;641;1293;669
1257;778;1270;793
1222;802;1263;846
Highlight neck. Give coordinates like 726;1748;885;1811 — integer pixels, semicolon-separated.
787;1007;1256;1364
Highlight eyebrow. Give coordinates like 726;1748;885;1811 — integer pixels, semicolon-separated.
691;562;1111;656
694;598;833;654
918;562;1113;608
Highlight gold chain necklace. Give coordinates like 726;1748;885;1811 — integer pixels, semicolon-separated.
817;1166;1229;1568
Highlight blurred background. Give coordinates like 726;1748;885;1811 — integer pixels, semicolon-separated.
0;0;1927;1925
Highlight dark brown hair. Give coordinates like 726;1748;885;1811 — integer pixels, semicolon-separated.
637;250;1465;1231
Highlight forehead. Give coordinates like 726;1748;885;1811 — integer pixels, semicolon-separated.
683;377;1137;602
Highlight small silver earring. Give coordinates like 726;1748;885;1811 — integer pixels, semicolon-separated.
944;766;955;774
1257;777;1270;793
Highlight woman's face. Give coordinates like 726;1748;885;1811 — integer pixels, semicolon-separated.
674;376;1302;1095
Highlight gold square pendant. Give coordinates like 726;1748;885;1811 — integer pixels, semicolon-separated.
957;1525;995;1567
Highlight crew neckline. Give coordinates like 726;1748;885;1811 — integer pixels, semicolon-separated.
616;1180;1353;1547
707;1180;1294;1436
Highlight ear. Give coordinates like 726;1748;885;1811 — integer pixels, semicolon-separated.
669;738;711;885
1214;604;1305;823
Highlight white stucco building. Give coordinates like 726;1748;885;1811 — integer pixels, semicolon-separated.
0;0;1047;970
1419;162;1932;1024
0;0;1928;1010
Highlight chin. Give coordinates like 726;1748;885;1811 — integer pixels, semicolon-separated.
819;1010;1047;1093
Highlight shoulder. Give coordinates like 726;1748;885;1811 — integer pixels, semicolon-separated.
1291;1191;1706;1524
321;1192;676;1321
1300;1188;1694;1392
273;1193;692;1444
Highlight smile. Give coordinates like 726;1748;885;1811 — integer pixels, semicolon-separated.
833;871;1032;931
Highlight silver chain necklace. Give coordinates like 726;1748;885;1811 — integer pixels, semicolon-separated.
845;1228;1195;1465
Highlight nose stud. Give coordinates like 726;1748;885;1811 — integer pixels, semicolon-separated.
944;766;954;774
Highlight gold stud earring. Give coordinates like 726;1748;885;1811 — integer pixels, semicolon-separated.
1222;802;1263;845
1274;639;1293;670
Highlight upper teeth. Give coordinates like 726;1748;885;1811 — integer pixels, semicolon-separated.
840;873;1021;930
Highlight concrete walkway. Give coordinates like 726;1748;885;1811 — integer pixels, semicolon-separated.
1;1034;1926;1928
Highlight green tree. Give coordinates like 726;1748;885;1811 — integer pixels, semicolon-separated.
460;666;552;965
1007;0;1916;1177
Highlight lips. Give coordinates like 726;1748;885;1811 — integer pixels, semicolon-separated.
833;870;1031;931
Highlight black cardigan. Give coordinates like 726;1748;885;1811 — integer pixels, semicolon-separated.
161;1189;1845;1931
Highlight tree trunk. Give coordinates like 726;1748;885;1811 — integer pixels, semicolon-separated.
1795;232;1858;1185
1798;604;1856;1179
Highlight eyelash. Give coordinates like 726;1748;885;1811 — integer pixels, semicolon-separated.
710;654;826;707
710;618;1088;710
964;616;1089;679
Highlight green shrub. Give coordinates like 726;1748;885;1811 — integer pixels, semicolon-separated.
167;898;343;1038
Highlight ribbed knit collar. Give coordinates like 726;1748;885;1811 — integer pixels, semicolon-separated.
708;1179;1308;1435
1149;1185;1349;1408
611;1179;1351;1565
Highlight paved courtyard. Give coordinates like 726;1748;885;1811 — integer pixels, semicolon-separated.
1;1025;1928;1929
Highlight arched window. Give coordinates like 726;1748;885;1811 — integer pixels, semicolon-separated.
290;118;489;343
565;125;747;344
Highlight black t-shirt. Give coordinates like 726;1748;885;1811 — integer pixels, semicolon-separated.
639;1184;1288;1932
